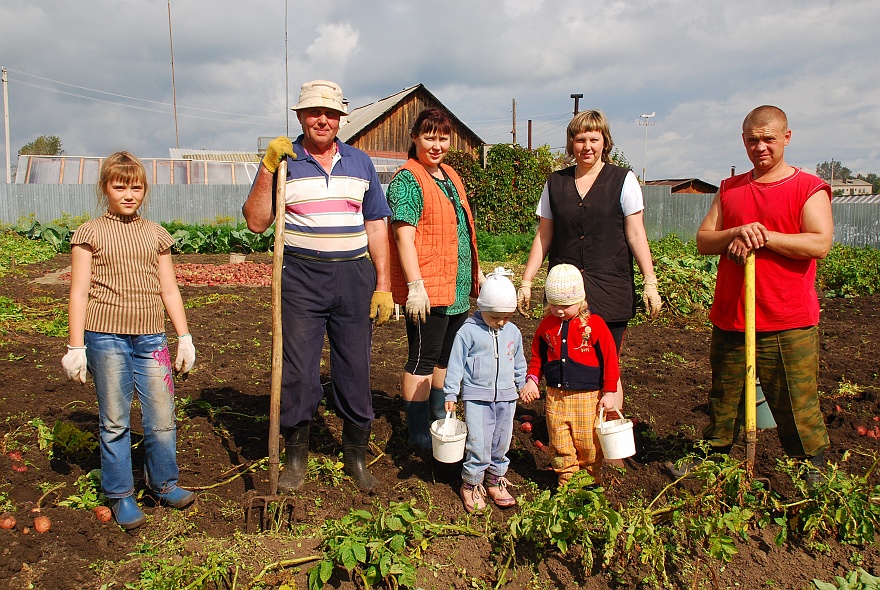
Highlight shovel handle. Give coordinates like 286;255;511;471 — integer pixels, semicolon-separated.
268;160;287;496
744;252;756;473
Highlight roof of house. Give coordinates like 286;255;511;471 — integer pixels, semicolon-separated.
644;178;719;193
337;83;484;146
168;149;260;162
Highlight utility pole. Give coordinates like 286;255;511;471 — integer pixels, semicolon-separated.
3;67;10;183
570;93;583;116
527;119;532;151
167;0;180;148
511;99;517;145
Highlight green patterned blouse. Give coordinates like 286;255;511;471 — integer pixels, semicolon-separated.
387;169;473;315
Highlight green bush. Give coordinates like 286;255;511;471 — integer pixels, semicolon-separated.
817;244;880;297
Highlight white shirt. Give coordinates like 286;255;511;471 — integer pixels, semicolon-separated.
535;170;644;219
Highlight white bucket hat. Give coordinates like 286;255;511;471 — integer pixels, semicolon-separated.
291;80;348;114
477;267;517;313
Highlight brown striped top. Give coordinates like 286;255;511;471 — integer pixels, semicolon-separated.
70;212;175;335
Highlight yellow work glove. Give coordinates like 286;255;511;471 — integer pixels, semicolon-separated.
369;291;394;326
262;136;294;173
642;276;663;319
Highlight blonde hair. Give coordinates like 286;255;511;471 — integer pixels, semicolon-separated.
565;110;614;163
543;299;591;328
742;105;788;132
96;151;149;209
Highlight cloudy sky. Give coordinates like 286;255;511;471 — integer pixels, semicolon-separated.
2;0;878;185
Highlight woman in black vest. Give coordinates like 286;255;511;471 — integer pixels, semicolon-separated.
517;110;662;415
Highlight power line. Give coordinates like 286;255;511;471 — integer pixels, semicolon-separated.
6;68;279;122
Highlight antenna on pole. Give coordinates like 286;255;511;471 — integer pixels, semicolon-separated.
167;0;180;148
638;112;656;184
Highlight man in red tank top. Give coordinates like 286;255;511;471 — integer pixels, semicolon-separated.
669;106;834;485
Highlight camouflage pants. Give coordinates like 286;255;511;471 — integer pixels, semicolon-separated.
703;326;828;458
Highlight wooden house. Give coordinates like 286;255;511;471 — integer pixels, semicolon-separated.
644;178;718;194
337;84;484;159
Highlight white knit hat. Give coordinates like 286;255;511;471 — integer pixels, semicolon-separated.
477;267;517;312
545;264;585;306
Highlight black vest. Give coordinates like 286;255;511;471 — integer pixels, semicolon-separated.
546;164;636;322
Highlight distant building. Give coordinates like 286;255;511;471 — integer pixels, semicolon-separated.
643;178;718;194
830;178;872;196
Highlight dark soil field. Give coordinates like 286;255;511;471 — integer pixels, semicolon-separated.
1;253;878;589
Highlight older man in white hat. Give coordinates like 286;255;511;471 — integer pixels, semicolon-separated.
243;80;393;492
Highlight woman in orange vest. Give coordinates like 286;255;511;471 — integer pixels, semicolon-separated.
387;108;481;453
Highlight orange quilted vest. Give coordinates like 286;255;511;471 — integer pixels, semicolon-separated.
389;159;480;306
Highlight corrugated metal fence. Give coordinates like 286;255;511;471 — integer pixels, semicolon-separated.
2;183;878;247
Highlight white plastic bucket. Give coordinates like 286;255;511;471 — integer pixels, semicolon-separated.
430;412;467;463
596;406;636;460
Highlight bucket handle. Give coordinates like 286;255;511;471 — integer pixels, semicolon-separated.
598;405;625;427
442;411;456;437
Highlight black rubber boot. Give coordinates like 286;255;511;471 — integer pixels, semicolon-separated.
803;453;825;488
403;399;433;451
429;387;447;422
278;424;309;492
343;421;379;491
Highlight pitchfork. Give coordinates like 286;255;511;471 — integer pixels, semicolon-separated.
245;159;295;532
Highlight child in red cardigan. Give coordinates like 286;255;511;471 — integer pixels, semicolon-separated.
520;264;619;485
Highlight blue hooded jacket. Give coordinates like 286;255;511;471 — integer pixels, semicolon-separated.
443;311;527;403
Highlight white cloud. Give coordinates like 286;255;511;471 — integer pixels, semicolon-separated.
1;0;878;181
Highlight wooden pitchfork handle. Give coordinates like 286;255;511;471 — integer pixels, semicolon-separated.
268;160;287;496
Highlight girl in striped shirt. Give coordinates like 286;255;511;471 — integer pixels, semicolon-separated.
62;151;196;530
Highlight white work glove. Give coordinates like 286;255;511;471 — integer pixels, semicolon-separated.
405;279;431;324
174;334;196;375
516;279;532;316
642;276;663;319
61;345;88;384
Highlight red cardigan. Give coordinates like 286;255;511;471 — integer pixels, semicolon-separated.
527;313;619;392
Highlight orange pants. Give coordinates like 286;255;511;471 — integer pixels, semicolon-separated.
545;386;603;485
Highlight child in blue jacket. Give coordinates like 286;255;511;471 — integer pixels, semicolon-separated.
444;268;527;512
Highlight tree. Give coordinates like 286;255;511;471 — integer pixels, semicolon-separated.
18;135;64;156
815;160;850;182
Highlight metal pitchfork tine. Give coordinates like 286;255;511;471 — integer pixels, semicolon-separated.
245;159;295;532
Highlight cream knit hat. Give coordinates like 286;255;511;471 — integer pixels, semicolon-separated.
477;267;517;312
291;80;348;114
544;264;585;306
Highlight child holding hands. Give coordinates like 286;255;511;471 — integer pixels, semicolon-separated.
520;264;620;486
443;268;527;512
62;152;196;530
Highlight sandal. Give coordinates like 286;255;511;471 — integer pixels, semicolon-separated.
486;474;516;508
459;482;487;513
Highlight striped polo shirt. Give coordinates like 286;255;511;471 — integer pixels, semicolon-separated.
279;137;390;261
70;212;175;335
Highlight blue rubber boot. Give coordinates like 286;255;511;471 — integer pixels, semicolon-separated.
154;487;196;509
403;399;432;451
110;496;147;530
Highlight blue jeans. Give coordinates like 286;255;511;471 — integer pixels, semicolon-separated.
461;399;515;485
85;332;180;498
